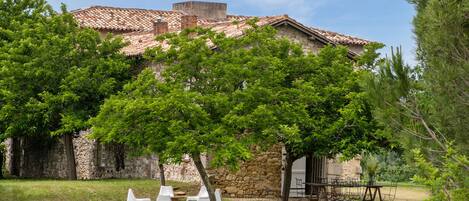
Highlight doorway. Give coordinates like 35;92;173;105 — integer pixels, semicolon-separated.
281;151;327;197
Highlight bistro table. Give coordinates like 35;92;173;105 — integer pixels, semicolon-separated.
304;183;331;201
304;182;384;201
362;184;383;201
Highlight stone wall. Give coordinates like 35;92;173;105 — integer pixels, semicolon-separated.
161;156;201;183
346;44;365;55
209;145;283;198
276;24;366;57
4;131;158;179
338;157;362;179
326;156;362;180
276;25;324;54
3;138;12;175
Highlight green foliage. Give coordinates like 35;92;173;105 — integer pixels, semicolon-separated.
412;145;469;201
357;42;385;70
224;41;386;162
365;47;468;200
361;151;418;182
365;0;469;199
410;0;469;153
0;0;130;140
92;21;386;200
365;155;379;178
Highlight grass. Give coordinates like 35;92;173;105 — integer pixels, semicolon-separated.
375;182;429;201
0;179;430;201
393;184;430;201
0;179;198;201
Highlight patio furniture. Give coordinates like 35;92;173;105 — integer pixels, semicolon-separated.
215;189;222;201
382;182;397;201
362;184;384;201
157;186;175;201
305;183;329;201
127;189;151;201
186;186;222;201
305;179;385;201
290;178;305;197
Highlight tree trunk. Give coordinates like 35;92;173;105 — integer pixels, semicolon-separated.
159;162;166;186
64;134;77;180
192;153;216;201
10;137;21;177
282;152;294;201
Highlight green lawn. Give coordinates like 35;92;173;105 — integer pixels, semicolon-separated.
0;179;430;201
377;182;430;201
393;185;430;201
0;179;198;201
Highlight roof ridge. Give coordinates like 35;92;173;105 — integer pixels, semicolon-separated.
202;15;283;27
311;27;365;39
72;5;184;14
227;14;253;17
309;26;371;43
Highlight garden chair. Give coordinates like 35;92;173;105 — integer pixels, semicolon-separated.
127;189;151;201
291;178;305;197
186;186;222;201
157;186;174;201
383;181;397;201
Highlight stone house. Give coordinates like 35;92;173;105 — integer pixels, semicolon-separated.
3;1;370;198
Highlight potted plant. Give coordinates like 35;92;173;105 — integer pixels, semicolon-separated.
366;156;379;185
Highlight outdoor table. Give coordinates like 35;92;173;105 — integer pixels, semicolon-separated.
362;185;383;201
305;182;384;201
304;183;330;201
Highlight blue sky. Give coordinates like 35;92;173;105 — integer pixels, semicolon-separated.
48;0;417;65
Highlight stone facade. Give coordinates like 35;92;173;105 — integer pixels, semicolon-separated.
326;157;362;180
276;25;325;54
4;131;158;179
209;145;283;198
161;155;201;183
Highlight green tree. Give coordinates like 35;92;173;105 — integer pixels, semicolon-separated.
91;24;258;200
366;47;469;200
90;70;174;185
0;0;130;179
364;0;469;199
409;0;469;153
223;40;387;200
92;20;386;200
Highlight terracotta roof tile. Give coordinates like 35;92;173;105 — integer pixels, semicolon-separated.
72;6;223;32
309;27;371;46
121;32;161;56
72;6;371;55
120;16;287;56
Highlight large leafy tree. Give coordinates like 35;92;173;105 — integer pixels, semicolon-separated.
0;0;130;179
91;20;384;201
365;0;469;199
224;40;386;201
91;24;258;200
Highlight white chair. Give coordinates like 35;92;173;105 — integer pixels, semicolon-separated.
127;189;151;201
215;189;222;201
157;186;174;201
186;186;222;201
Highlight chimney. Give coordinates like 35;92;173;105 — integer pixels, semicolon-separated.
181;15;198;30
153;17;168;35
173;1;227;20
